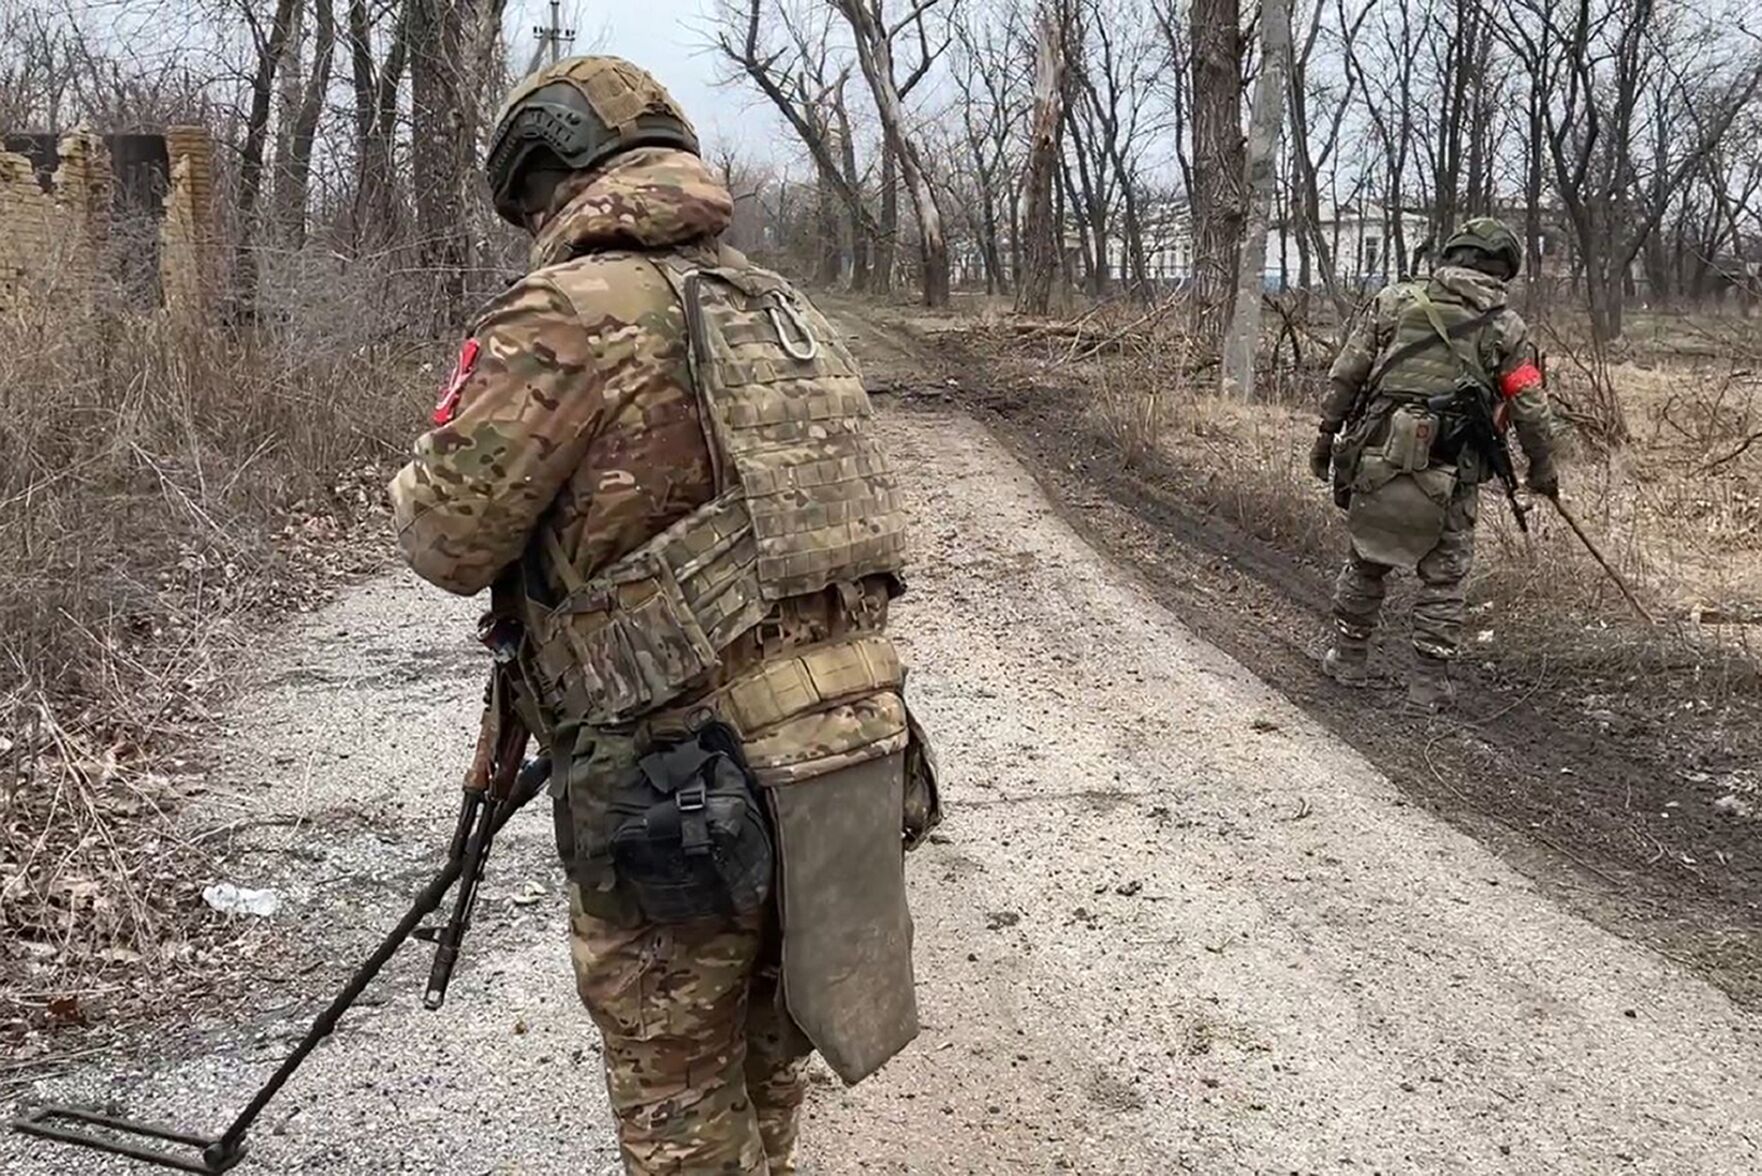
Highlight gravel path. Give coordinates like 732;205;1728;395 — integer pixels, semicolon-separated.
4;407;1759;1175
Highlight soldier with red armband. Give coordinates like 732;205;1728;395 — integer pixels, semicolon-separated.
1309;218;1563;710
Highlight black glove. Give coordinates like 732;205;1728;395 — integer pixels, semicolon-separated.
1309;429;1336;484
1528;466;1559;499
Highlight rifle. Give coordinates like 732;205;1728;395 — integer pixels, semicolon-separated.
12;650;541;1174
1410;286;1531;532
1429;379;1530;534
418;625;529;1010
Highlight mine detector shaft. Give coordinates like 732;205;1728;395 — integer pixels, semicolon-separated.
11;618;543;1174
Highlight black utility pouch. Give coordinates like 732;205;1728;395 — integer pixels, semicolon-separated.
608;722;773;924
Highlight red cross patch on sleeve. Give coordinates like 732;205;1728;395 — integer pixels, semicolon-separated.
1499;361;1542;400
432;338;481;426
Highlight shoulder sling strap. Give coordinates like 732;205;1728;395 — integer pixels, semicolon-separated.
1366;289;1500;391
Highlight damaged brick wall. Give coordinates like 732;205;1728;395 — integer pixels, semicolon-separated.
0;132;109;311
0;126;218;318
160;127;218;317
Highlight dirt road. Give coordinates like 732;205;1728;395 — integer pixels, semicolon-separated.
4;407;1759;1174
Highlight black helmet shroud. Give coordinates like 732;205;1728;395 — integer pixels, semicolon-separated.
486;58;700;227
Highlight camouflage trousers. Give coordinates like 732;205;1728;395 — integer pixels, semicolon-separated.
1333;482;1479;659
568;892;812;1174
553;723;811;1175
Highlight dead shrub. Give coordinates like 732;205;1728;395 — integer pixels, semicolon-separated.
0;255;437;1040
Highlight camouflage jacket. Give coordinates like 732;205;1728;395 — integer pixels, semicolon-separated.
390;147;938;894
388;148;905;731
389;147;731;599
1321;265;1559;483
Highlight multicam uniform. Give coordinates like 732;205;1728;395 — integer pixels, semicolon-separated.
1320;263;1560;666
390;130;935;1172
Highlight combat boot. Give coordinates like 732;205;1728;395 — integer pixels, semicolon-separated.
1407;649;1456;711
1321;635;1369;686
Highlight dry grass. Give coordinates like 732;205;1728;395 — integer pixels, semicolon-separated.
0;255;438;1042
1063;305;1762;713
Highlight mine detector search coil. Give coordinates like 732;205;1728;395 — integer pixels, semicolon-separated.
10;659;546;1174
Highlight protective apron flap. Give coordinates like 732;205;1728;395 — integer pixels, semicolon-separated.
1347;464;1456;570
767;750;917;1085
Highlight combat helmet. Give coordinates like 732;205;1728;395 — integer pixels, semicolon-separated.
485;56;700;227
1441;217;1523;281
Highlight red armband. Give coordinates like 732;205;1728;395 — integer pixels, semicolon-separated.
432;338;481;425
1499;361;1542;400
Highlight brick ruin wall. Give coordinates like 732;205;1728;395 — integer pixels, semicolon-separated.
0;126;218;318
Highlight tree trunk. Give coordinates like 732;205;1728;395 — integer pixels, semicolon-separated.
235;0;302;310
1189;0;1244;355
816;174;843;286
832;0;951;307
276;0;338;251
1590;260;1625;342
408;0;470;325
350;0;406;254
876;146;898;295
1222;0;1291;400
1522;74;1545;314
272;0;305;243
833;85;871;292
1067;112;1108;295
1059;153;1095;290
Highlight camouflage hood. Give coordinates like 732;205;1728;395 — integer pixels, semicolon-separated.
1429;264;1508;313
531;147;733;268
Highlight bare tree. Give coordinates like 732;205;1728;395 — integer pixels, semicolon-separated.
1500;0;1762;342
1064;0;1162;296
950;2;1030;296
1222;0;1292;399
1018;0;1070;313
830;0;954;306
1341;0;1420;278
235;0;302;305
273;0;339;249
1287;0;1368;311
1187;0;1244;352
713;0;883;286
407;0;507;321
348;0;408;254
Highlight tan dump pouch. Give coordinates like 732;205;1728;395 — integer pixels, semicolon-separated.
1347;461;1456;569
719;635;902;739
765;748;918;1085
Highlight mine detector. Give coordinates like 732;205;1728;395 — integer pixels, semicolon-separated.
12;658;543;1173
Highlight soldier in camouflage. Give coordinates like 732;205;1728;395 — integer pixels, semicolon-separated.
389;57;937;1173
1310;218;1562;709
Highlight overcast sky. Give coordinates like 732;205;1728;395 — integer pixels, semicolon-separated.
67;0;782;161
507;0;779;161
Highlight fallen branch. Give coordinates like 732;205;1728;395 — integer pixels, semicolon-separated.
1696;424;1762;474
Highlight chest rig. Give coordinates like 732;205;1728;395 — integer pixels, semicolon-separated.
520;250;911;731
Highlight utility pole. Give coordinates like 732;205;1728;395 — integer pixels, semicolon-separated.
530;0;575;71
